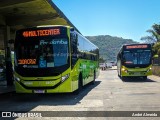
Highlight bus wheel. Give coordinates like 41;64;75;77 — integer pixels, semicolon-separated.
143;76;147;80
74;74;83;95
121;76;127;81
91;70;96;85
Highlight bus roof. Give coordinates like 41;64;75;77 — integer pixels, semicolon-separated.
16;25;72;31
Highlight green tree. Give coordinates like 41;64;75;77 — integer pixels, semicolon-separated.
141;23;160;43
152;42;160;55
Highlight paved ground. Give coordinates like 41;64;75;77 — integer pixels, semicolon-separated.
0;69;160;120
0;76;15;94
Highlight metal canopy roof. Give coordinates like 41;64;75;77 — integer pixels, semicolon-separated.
0;0;79;49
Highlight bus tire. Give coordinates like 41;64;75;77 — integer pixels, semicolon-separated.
74;73;83;95
121;76;125;81
143;76;147;80
91;70;96;85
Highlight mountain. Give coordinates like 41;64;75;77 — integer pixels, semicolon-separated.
86;35;138;62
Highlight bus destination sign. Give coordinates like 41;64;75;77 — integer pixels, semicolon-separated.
126;45;148;49
22;29;60;37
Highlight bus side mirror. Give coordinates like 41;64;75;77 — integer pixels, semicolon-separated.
152;54;159;61
152;54;159;65
153;54;159;58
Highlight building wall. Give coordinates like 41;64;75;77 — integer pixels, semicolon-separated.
152;66;160;77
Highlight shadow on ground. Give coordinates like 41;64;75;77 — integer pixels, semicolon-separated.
121;77;156;82
0;80;101;111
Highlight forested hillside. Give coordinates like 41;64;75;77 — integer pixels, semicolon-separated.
86;35;138;62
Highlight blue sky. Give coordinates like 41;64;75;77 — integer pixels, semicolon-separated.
53;0;160;42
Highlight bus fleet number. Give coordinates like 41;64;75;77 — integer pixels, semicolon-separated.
18;59;36;65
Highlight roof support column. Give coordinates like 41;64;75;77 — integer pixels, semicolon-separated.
3;26;10;49
3;25;13;86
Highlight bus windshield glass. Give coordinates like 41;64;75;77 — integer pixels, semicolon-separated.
15;38;69;68
123;49;151;65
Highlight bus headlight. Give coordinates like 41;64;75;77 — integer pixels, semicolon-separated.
147;67;152;72
61;74;69;82
14;76;20;82
121;68;125;71
121;68;128;73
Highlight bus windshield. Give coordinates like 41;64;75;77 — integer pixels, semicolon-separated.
123;50;151;66
15;38;69;68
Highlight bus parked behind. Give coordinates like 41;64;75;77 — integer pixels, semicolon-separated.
117;44;152;80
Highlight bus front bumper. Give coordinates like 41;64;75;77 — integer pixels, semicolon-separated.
121;66;152;77
14;78;74;93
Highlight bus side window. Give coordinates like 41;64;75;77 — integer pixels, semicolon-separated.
71;33;78;68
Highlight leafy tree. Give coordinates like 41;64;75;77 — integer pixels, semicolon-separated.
158;49;160;55
141;23;160;43
141;23;160;55
152;42;160;55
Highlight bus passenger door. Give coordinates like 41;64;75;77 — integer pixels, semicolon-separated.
70;33;79;83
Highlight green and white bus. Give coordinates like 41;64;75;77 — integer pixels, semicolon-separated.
117;44;152;79
14;25;99;93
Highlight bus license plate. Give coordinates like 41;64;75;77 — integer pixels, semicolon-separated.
34;90;45;93
134;72;140;75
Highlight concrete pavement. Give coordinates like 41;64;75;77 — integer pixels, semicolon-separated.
0;79;15;94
